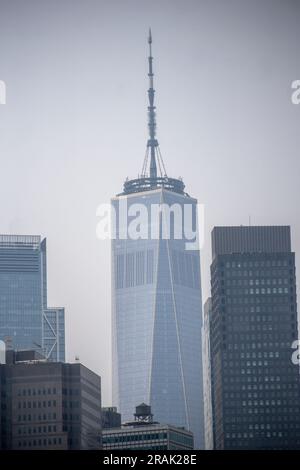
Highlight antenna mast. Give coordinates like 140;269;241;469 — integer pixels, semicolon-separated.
147;28;158;179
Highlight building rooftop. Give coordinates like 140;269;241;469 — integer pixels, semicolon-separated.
3;349;47;366
121;175;186;196
0;234;42;248
212;225;291;260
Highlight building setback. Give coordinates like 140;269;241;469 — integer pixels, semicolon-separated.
0;235;65;362
209;226;300;449
0;350;101;449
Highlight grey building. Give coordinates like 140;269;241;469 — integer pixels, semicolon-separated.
111;32;204;448
0;235;65;362
103;404;193;450
209;226;300;449
202;298;213;449
0;350;101;449
102;407;121;429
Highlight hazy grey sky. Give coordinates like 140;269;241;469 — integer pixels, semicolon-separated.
0;0;299;405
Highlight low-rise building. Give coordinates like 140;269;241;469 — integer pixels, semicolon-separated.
103;404;193;450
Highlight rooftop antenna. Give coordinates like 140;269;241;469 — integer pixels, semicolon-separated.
123;31;186;196
141;29;167;180
147;28;158;180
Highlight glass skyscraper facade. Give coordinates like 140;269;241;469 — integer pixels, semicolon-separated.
209;226;300;449
0;235;43;351
0;235;65;362
112;189;204;448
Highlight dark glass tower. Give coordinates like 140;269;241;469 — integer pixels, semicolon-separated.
111;32;204;448
209;226;300;449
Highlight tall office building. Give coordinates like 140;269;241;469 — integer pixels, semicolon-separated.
0;235;65;362
209;226;300;449
111;32;204;448
0;350;101;449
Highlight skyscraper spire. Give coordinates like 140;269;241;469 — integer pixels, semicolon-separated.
147;28;158;179
122;30;186;196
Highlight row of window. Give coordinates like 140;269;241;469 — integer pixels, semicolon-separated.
225;351;284;359
229;407;299;415
225;305;291;313
227;341;291;350
17;387;80;397
225;278;291;286
17;413;57;422
103;432;168;444
225;392;298;400
223;269;292;278
226;422;299;431
226;333;293;341
17;412;80;422
225;360;270;368
17;387;57;397
240;400;293;406
224;415;300;424
224;260;291;268
225;296;293;304
224;376;285;383
223;324;294;333
238;368;295;376
18;424;58;435
18;400;57;409
17;437;62;447
104;444;168;450
224;315;295;323
225;432;284;439
224;384;297;391
213;297;292;309
226;287;290;295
